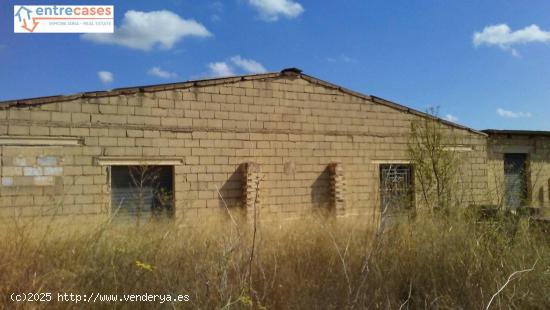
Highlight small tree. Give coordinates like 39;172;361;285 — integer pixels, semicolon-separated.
408;109;461;213
128;165;173;226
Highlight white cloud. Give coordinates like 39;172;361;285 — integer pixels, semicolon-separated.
207;62;235;77
211;14;221;22
148;67;178;79
210;1;224;11
97;71;113;84
230;55;267;73
248;0;304;21
209;2;223;22
473;24;550;55
444;114;459;122
207;56;267;77
496;108;532;118
326;54;357;63
340;55;356;63
82;10;211;51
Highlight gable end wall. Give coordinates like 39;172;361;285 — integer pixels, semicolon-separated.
0;76;488;219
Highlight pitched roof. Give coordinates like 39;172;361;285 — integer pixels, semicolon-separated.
0;68;486;136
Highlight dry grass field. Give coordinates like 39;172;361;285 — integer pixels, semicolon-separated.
0;210;548;309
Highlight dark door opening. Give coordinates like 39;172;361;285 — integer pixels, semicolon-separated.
379;164;414;216
504;154;528;209
111;165;174;221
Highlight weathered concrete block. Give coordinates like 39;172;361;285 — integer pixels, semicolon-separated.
2;167;23;176
12;176;34;186
13;156;27;166
37;156;58;167
1;177;14;187
24;167;43;176
34;176;55;186
44;167;63;176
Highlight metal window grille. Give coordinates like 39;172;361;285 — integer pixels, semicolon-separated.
111;165;174;221
379;164;414;214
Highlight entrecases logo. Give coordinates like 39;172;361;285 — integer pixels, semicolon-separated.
14;5;114;33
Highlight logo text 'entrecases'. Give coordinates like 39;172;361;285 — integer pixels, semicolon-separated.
14;5;114;33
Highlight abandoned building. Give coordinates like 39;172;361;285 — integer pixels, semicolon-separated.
0;68;547;221
484;130;550;212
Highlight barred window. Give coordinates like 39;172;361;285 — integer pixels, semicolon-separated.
111;165;174;222
379;164;414;215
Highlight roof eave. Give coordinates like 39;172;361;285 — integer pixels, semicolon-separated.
482;129;550;137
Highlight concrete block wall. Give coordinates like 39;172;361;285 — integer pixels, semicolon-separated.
487;134;550;211
0;74;489;219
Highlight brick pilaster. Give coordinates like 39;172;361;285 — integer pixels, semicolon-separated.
241;162;262;217
329;162;346;215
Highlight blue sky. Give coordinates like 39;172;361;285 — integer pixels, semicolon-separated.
1;0;550;131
